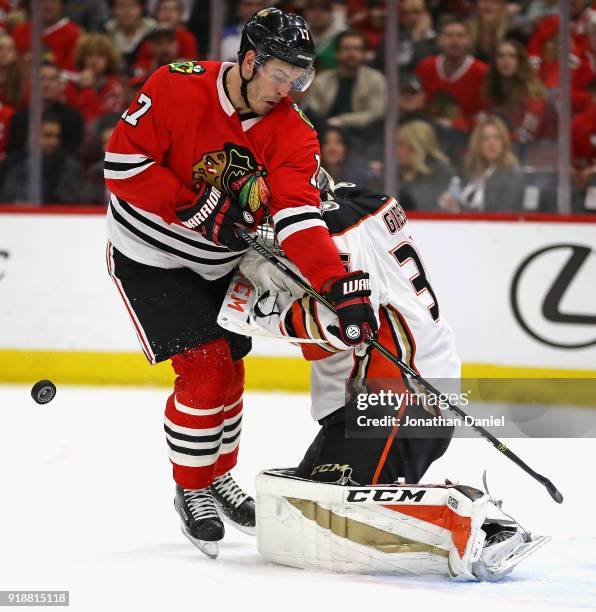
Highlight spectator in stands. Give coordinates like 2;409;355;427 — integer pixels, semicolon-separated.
303;0;347;70
136;0;198;64
573;11;596;112
155;0;197;57
220;0;263;62
483;39;549;144
0;116;83;204
398;74;430;125
320;126;374;186
466;0;511;63
526;0;588;90
12;0;81;72
399;78;469;163
304;30;387;134
396;120;454;210
81;112;120;204
146;0;193;21
439;115;525;212
104;0;156;68
132;26;178;80
0;1;25;33
0;100;14;160
0;32;25;109
64;0;110;32
7;61;84;155
374;0;437;75
346;0;386;60
571;80;596;192
66;34;124;127
426;0;474;23
416;15;488;130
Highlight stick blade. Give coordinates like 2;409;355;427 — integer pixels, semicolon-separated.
544;479;564;504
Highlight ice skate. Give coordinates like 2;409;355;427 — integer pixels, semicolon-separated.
210;472;256;536
472;522;550;582
174;485;224;559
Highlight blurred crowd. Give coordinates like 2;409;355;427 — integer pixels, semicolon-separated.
0;0;594;213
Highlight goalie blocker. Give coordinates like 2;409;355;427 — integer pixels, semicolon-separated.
256;469;550;580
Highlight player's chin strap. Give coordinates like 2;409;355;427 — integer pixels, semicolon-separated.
240;73;253;110
238;54;260;111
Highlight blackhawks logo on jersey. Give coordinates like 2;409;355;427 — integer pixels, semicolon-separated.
168;61;206;75
192;143;270;213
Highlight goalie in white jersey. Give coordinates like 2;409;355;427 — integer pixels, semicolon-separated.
218;175;549;581
222;174;460;486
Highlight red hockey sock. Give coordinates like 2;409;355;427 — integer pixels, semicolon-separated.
164;339;237;489
214;359;244;478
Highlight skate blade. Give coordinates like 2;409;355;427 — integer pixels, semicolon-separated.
225;519;256;537
180;525;220;559
477;535;551;580
213;500;256;536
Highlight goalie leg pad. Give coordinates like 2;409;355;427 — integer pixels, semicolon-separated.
255;469;549;580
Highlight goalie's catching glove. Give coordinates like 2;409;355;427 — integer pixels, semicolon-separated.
322;270;378;346
176;182;260;251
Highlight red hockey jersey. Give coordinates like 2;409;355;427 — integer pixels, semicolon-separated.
104;60;345;289
12;17;80;72
416;55;488;128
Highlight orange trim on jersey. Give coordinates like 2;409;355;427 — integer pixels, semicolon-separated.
290;299;310;340
371;400;407;485
300;343;335;361
385;504;472;559
365;307;408;380
328;197;398;237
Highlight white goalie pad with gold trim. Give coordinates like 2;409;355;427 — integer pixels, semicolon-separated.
256;469;550;581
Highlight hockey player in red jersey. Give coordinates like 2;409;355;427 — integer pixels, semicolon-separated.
104;7;377;558
416;15;487;131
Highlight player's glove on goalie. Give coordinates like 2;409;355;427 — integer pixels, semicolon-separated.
176;182;259;251
323;270;378;346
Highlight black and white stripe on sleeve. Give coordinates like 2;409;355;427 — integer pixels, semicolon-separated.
272;205;326;244
104;152;156;180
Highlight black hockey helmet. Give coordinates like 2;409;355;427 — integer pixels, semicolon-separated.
238;8;316;93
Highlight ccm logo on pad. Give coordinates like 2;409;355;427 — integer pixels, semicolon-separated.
346;489;426;503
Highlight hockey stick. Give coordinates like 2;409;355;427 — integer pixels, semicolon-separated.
238;228;564;504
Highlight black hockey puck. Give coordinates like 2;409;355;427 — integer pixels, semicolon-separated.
31;380;56;404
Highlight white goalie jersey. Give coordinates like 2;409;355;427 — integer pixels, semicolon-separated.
219;184;461;421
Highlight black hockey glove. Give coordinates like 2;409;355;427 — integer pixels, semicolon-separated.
323;270;378;346
176;182;258;251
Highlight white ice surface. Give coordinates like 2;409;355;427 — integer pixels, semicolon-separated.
0;385;594;611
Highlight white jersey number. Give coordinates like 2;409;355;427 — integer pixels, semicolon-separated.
122;93;152;127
